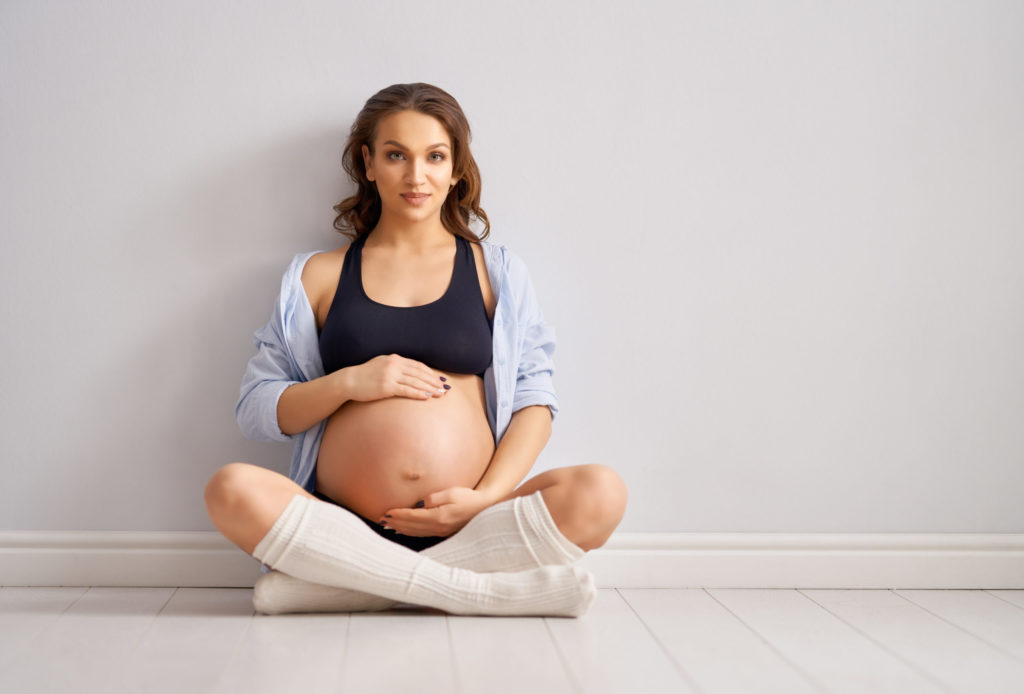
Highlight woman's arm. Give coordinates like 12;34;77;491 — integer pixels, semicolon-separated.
277;355;451;435
276;368;353;436
235;313;304;442
507;249;559;419
474;404;553;502
473;250;558;499
235;253;329;442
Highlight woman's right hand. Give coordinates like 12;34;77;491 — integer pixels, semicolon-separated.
343;354;450;403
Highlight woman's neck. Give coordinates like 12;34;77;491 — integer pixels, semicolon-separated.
366;215;453;254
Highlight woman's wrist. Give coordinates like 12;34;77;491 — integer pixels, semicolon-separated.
332;366;362;409
333;367;352;405
473;482;507;506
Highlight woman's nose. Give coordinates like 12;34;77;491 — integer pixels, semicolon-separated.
406;159;427;184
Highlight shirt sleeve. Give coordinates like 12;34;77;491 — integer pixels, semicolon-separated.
234;278;301;443
507;250;559;421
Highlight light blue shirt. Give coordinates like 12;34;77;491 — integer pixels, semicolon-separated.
234;238;559;574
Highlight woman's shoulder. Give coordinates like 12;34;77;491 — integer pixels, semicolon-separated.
280;249;325;281
297;245;348;284
284;244;352;317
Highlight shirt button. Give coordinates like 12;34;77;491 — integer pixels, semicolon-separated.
495;318;502;327
500;400;508;408
498;358;506;366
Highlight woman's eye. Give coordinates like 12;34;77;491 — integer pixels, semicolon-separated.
386;151;446;162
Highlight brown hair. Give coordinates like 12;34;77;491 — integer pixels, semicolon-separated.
332;83;490;243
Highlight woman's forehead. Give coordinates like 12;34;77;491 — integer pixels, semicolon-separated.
376;110;451;148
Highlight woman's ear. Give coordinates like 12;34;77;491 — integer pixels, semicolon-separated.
362;144;373;181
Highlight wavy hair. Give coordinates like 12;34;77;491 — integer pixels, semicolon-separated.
332;83;490;243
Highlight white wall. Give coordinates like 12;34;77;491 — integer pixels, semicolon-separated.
1;0;1021;534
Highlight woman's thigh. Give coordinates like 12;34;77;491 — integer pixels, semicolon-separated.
493;466;578;504
203;462;317;555
492;464;628;550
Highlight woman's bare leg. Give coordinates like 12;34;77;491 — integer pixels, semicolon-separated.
493;464;629;552
204;462;318;556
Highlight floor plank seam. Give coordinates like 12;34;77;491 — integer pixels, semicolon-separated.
891;590;1024;666
617;589;703;693
982;589;1024;611
340;610;352;694
542;616;584;694
705;589;830;694
444;615;464;694
796;589;958;694
61;585;90;617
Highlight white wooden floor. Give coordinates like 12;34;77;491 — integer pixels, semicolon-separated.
1;587;1023;693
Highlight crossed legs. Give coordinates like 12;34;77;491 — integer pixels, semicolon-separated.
204;463;628;614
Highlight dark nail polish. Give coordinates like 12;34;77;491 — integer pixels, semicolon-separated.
443;384;451;390
439;376;447;382
384;514;392;518
413;499;425;508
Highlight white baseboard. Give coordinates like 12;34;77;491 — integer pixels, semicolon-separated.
2;531;1023;589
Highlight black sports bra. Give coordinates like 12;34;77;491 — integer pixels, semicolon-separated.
318;231;493;377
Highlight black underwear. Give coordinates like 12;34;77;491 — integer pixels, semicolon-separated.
311;488;447;552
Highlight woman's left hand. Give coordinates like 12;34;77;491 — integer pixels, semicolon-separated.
378;487;495;538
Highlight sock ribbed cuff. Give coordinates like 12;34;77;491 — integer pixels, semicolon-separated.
252;494;308;567
517;490;585;565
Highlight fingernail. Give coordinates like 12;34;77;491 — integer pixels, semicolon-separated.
413;499;425;508
442;384;451;390
384;514;392;518
439;376;447;381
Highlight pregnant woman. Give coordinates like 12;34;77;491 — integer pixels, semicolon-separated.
204;83;628;617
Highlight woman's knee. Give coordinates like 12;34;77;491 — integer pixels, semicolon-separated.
204;462;261;511
575;464;629;523
203;462;313;555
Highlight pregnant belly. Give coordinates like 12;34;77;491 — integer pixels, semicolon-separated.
314;371;496;523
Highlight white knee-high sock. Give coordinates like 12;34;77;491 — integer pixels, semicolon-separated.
250;493;595;617
428;489;585;571
253;490;584;615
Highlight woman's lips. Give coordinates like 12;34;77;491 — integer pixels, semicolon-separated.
402;193;430;206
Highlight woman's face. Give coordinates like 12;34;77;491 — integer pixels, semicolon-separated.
362;110;459;227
